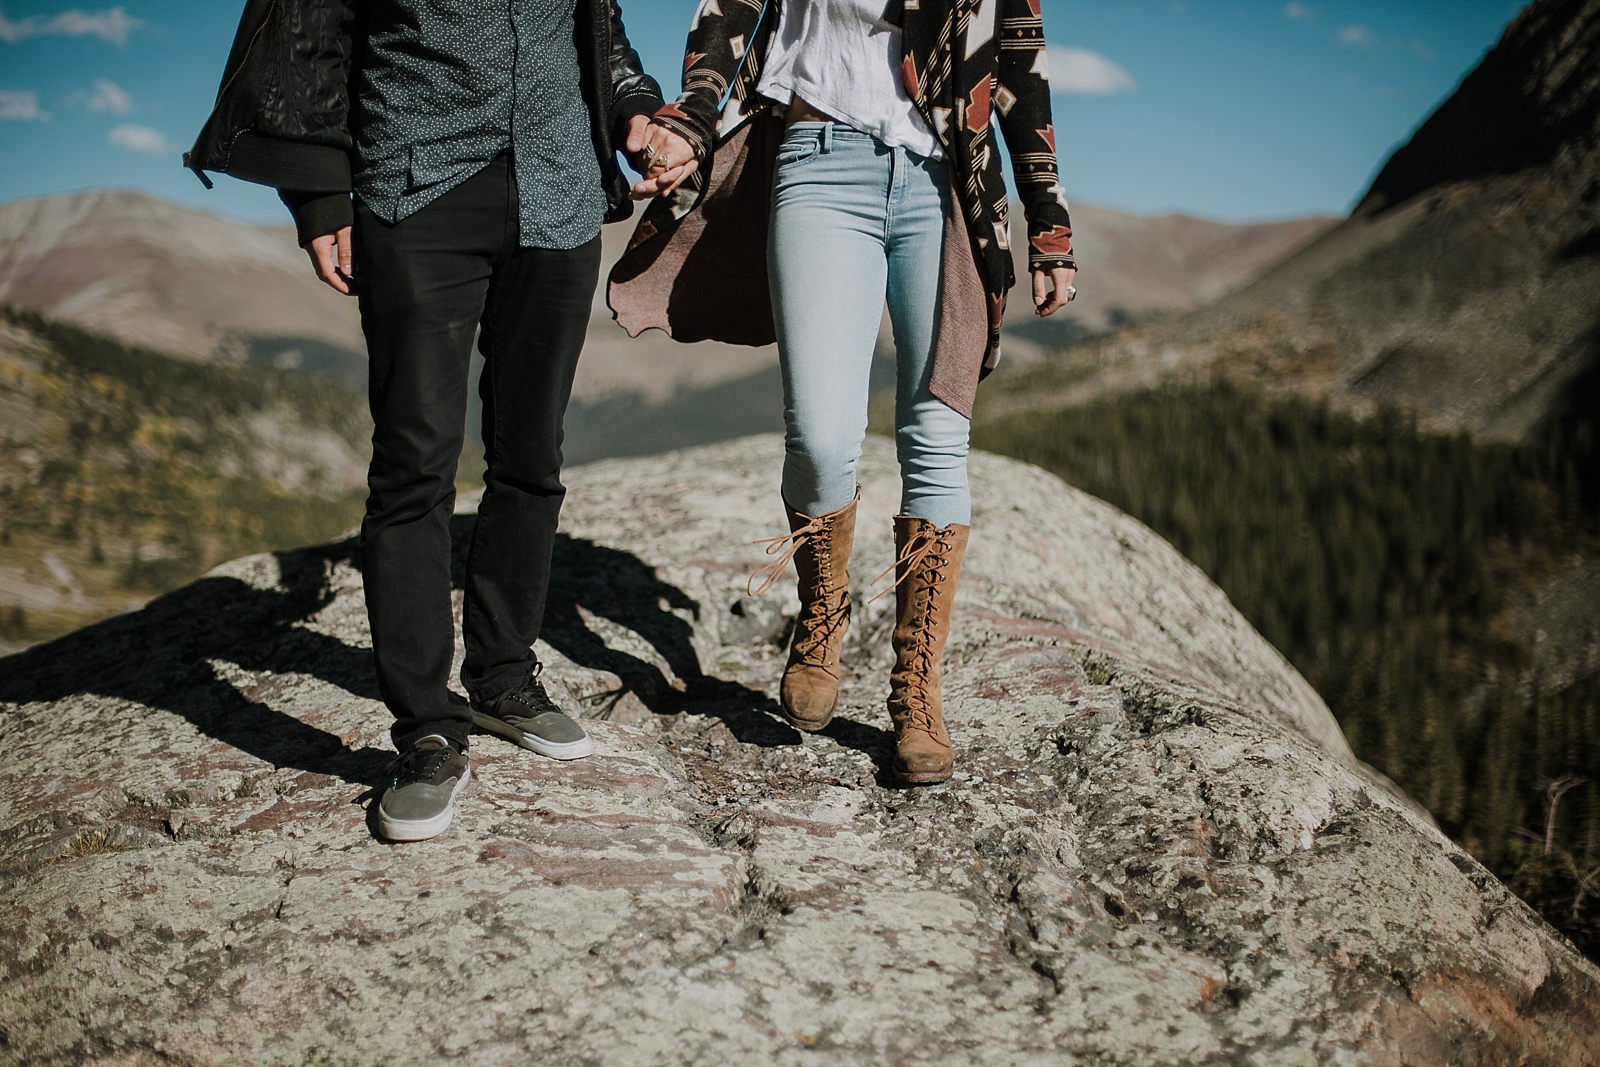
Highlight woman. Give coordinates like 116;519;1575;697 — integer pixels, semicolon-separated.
614;0;1077;783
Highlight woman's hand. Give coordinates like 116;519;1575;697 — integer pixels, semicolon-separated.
1031;266;1076;317
626;117;699;200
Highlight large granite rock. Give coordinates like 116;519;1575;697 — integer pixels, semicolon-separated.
1;435;1595;1065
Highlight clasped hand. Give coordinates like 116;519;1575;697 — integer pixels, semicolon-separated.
625;115;698;200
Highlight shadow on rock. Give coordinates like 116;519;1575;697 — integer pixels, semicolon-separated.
542;531;898;771
0;517;880;781
817;714;900;786
0;540;392;786
463;518;896;762
459;516;802;749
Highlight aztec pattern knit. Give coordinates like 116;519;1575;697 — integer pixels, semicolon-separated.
642;0;1076;359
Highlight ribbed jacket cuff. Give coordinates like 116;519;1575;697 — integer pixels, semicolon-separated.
613;90;664;140
280;191;354;247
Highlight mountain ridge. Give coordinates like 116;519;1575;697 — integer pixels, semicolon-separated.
981;0;1600;445
0;186;1334;384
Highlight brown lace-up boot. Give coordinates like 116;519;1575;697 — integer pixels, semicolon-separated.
749;495;858;731
883;516;970;783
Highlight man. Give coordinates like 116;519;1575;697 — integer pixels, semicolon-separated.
185;0;664;841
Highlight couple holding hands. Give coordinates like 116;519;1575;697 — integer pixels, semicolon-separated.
186;0;1076;841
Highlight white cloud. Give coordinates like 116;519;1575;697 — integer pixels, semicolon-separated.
77;77;133;114
1411;36;1437;60
1045;46;1137;96
109;122;166;153
1338;24;1374;48
1283;1;1311;19
0;6;144;47
0;88;47;121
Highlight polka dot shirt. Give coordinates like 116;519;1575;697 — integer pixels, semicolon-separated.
352;0;606;250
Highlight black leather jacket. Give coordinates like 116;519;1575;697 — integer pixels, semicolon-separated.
184;0;662;238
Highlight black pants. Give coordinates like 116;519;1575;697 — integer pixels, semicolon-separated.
354;156;601;750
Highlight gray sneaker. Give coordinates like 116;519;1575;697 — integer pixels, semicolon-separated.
473;668;593;760
376;735;471;841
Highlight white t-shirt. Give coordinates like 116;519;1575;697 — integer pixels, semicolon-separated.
755;0;944;160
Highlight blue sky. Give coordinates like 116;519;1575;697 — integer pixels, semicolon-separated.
0;0;1521;225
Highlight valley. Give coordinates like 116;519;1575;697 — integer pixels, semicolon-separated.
0;309;370;653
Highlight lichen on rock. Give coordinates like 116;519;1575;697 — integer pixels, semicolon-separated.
1;435;1595;1065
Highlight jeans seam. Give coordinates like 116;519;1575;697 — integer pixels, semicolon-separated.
885;146;900;244
463;171;513;700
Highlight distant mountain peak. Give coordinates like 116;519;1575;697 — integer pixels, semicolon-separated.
1359;0;1600;213
0;189;365;369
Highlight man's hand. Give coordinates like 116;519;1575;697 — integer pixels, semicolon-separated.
1032;266;1076;317
305;226;356;295
626;116;699;200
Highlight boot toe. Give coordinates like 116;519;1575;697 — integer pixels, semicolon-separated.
894;745;953;783
780;669;838;730
784;681;844;729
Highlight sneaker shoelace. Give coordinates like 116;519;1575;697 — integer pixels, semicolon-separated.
386;743;455;787
504;667;561;723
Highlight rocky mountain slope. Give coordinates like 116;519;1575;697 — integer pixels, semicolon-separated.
2;436;1596;1065
962;0;1600;962
1001;204;1333;354
0;310;369;653
986;0;1600;444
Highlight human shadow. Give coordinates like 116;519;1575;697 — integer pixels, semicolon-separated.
0;517;904;789
448;516;801;748
0;539;392;787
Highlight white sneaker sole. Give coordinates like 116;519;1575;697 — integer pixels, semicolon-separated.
472;711;594;761
376;764;471;842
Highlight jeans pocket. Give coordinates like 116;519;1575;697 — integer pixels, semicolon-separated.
775;137;820;169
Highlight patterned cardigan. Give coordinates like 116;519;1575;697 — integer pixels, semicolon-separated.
608;0;1075;416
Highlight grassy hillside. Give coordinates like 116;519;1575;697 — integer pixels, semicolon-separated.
0;308;371;647
974;382;1600;957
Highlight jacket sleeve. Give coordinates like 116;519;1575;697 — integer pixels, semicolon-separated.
649;0;766;162
606;1;666;140
995;0;1075;272
279;190;354;246
185;0;357;220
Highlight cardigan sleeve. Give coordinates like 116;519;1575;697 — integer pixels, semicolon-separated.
649;0;767;162
995;0;1076;272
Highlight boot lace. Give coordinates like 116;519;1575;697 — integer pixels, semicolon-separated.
748;511;834;596
791;585;850;667
882;526;955;734
868;525;946;603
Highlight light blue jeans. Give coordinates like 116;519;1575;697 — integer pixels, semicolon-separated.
769;123;971;528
